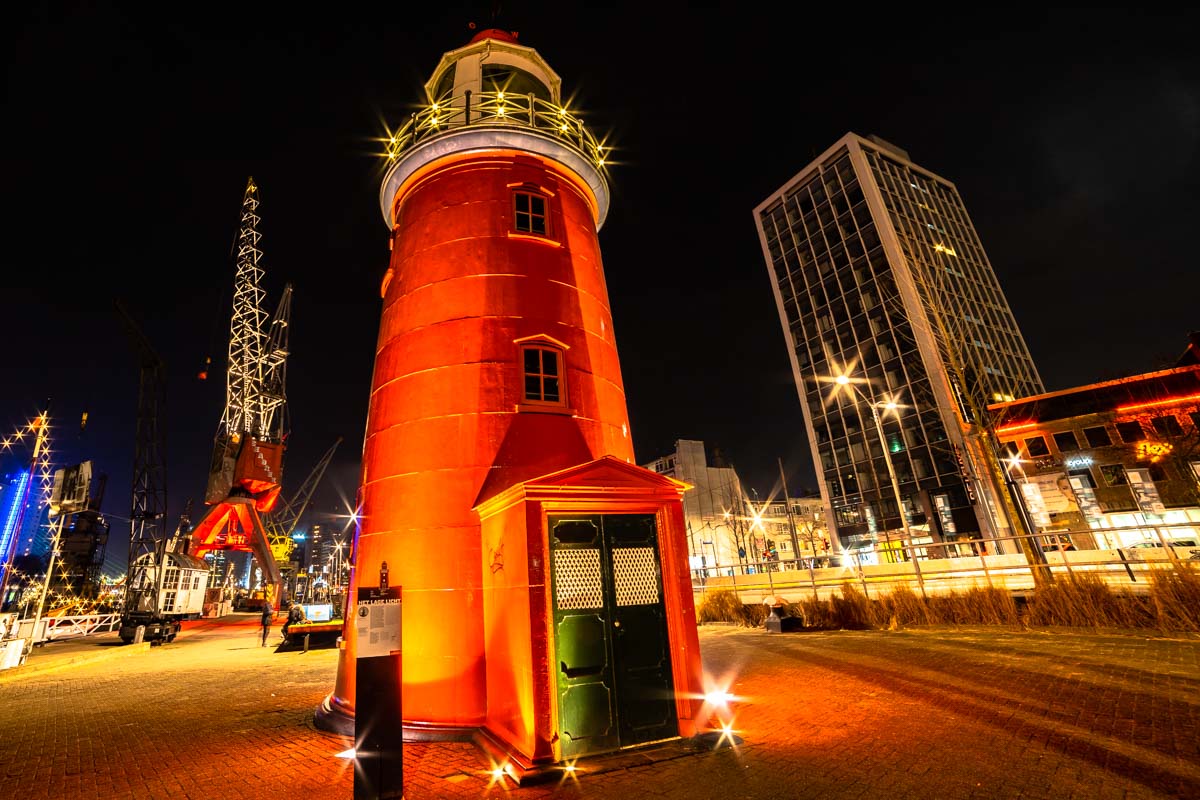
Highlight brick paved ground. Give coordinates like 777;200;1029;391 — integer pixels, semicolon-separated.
0;617;1197;799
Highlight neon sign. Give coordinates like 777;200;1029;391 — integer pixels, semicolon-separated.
1064;456;1093;469
1117;392;1200;413
1135;441;1173;463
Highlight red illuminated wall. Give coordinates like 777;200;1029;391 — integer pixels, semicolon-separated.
326;149;635;727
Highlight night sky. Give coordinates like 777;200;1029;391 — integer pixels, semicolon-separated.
5;3;1197;570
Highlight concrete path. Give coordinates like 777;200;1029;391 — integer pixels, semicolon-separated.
0;616;1196;799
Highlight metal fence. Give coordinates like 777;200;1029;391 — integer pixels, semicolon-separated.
40;613;121;641
692;520;1200;606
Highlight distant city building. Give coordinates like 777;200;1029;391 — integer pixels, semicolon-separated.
989;353;1200;550
303;523;347;589
755;132;1044;557
642;441;834;571
205;549;232;586
643;440;745;573
754;495;830;565
21;506;52;560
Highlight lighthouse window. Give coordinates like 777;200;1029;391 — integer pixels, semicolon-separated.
482;65;551;102
514;191;547;235
522;345;563;405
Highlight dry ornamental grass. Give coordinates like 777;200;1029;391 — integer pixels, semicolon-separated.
696;564;1200;633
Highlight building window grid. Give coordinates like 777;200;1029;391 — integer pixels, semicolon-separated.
884;156;1036;412
871;163;1042;403
771;159;967;519
787;166;947;508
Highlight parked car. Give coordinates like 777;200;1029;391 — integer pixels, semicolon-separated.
1126;538;1200;560
1127;539;1198;548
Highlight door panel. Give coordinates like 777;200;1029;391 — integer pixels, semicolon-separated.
605;515;677;746
551;518;618;757
550;513;677;758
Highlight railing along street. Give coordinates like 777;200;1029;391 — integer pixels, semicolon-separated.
692;520;1200;605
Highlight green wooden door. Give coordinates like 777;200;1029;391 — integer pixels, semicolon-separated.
549;514;677;759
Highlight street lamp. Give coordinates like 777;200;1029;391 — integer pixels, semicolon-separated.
830;373;926;596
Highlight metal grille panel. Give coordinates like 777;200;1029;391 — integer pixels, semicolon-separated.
613;547;660;607
554;549;603;609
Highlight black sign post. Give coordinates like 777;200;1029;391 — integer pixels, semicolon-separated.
353;581;403;800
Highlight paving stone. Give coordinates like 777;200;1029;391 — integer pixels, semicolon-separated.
1;619;1198;798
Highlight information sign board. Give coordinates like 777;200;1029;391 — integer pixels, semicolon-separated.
355;586;401;658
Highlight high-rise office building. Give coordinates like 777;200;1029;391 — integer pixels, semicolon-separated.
754;132;1044;555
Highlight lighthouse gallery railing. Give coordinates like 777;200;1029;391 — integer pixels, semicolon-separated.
384;90;609;174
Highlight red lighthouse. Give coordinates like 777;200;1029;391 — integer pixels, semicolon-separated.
318;28;704;773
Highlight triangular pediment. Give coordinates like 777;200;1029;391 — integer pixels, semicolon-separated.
524;454;689;492
473;455;690;516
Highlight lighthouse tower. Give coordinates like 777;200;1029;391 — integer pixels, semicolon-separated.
319;28;704;772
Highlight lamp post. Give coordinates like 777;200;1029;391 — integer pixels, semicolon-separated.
832;374;926;596
777;457;803;567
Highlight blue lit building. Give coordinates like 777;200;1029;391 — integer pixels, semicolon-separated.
0;471;32;578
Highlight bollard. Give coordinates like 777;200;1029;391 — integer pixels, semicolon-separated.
303;633;310;654
132;625;145;644
763;597;783;633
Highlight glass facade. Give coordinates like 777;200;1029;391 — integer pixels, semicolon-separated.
755;134;1043;548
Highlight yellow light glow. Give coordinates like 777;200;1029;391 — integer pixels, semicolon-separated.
1136;441;1173;463
750;506;764;531
485;762;511;790
497;107;506;116
716;720;741;749
934;243;958;256
995;421;1037;435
